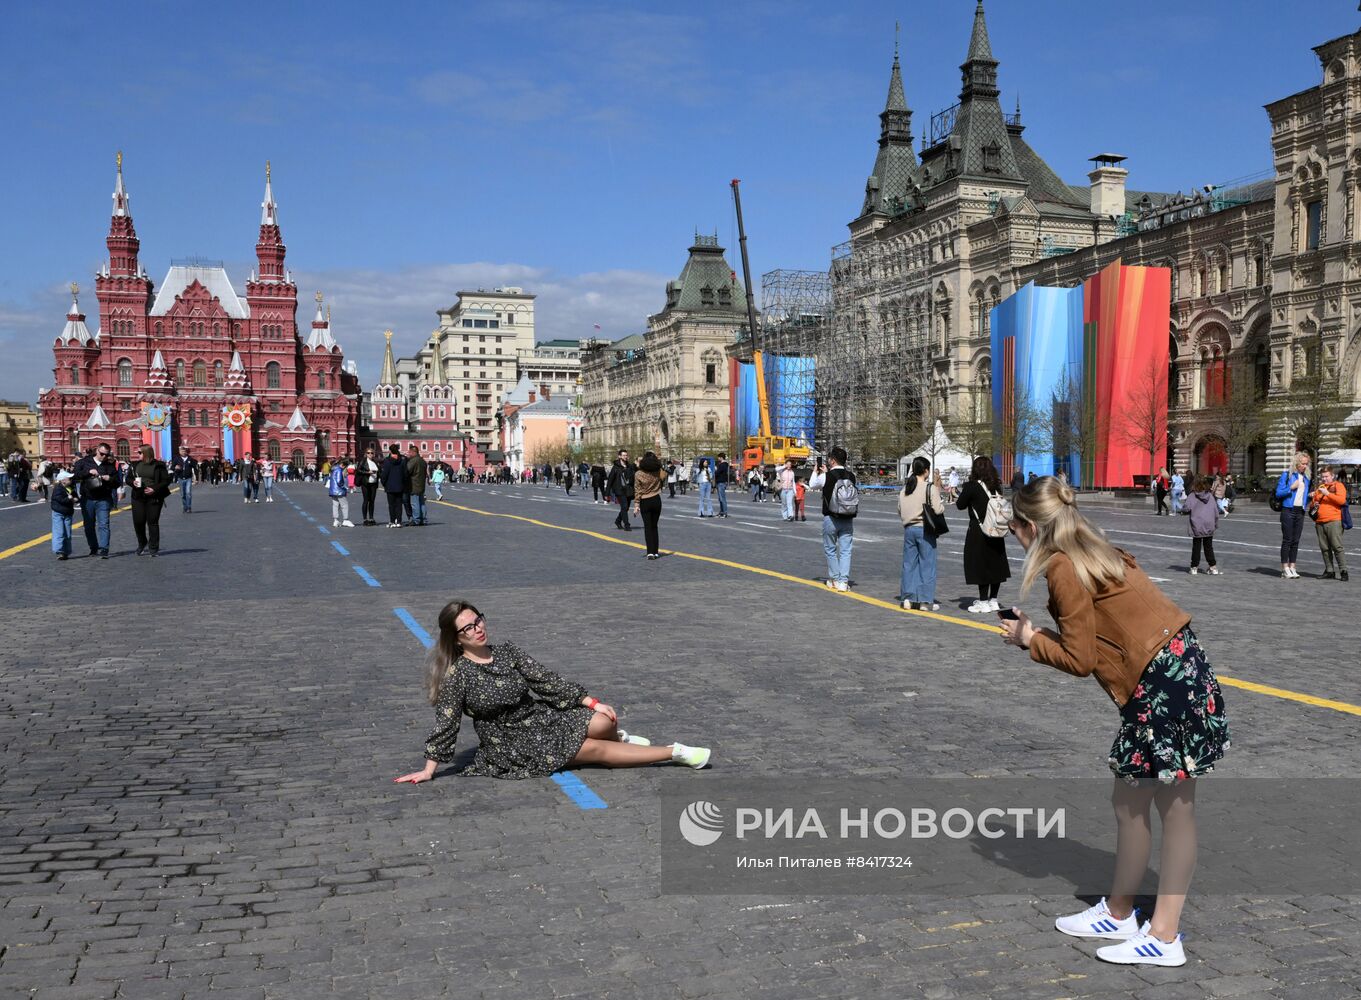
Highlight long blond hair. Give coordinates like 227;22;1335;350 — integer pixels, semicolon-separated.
425;599;481;705
1012;476;1127;595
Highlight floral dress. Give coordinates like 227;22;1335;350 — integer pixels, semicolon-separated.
1109;626;1230;785
424;642;594;779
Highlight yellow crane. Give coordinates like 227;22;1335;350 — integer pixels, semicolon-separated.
731;179;811;474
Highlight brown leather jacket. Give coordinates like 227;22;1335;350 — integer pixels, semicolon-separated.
1028;550;1192;707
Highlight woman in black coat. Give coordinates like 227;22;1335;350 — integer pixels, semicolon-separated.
956;455;1010;614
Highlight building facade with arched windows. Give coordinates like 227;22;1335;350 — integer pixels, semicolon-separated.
580;235;745;453
38;158;361;464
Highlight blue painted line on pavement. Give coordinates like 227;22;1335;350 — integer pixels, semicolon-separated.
319;525;331;535
331;540;350;556
550;772;608;810
390;608;607;810
352;565;382;587
393;607;433;648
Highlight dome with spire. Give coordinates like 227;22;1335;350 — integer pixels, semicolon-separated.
56;283;94;346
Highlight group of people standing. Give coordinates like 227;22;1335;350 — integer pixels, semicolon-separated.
49;442;173;559
333;444;436;528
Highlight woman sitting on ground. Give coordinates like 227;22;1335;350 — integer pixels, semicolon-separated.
395;600;711;783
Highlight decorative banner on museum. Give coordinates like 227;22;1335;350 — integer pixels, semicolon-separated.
221;404;252;463
140;402;174;460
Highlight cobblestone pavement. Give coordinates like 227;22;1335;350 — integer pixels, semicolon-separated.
1;481;1358;999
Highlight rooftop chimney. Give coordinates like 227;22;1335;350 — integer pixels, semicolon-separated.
1088;153;1129;217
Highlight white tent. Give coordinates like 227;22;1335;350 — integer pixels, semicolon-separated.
898;420;976;480
1318;448;1361;465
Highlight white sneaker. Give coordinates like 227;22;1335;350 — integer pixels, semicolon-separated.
333;519;339;527
1188;567;1198;575
1095;922;1186;966
924;601;941;611
826;580;838;591
1054;898;1140;940
671;743;711;769
342;520;354;527
986;598;1000;612
616;729;651;746
834;580;849;592
1206;566;1220;575
967;600;989;614
1289;567;1300;579
901;599;915;610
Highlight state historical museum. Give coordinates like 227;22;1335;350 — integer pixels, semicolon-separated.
39;156;361;466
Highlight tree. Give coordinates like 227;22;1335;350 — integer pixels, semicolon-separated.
1271;335;1349;460
947;386;993;464
995;384;1047;482
1210;360;1268;470
1045;370;1105;488
1115;357;1169;483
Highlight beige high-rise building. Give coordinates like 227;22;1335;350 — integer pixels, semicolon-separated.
581;235;745;452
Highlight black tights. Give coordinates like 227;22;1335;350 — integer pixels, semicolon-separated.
977;582;1000;601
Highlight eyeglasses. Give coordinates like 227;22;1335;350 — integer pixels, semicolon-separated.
455;614;486;637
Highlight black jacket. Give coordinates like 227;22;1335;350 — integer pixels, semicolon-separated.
355;456;381;487
380;455;410;493
605;460;636;498
50;483;76;517
131;460;172;502
590;465;606;488
170;456;198;480
72;455;118;502
715;460;731;485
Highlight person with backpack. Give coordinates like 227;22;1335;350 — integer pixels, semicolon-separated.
957;455;1011;613
606;449;636;530
1310;465;1349;581
819;447;858;592
328;459;355;528
1274;452;1312;579
898;456;945;611
1185;476;1221;576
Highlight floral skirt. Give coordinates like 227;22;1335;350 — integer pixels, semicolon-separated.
1109;627;1230;785
465;704;593;780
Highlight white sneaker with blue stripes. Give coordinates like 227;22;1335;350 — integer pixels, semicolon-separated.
1096;922;1186;966
1054;898;1140;939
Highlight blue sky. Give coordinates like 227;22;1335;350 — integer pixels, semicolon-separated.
2;0;1356;402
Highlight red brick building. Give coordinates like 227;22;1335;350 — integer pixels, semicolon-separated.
39;156;361;466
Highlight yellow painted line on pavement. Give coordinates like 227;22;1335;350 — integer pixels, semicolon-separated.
432;496;1361;718
0;490;174;563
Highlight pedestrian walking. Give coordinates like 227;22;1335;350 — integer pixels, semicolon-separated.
563;467;575;496
696;458;715;517
129;444;171;556
957;455;1011;613
633;451;666;559
898;456;945;611
591;462;608;503
748;466;762;502
778;459;796;521
405;445;428;526
72;444;117;559
1274;452;1312;578
431;464;446;501
1170;469;1185;515
714;453;731;517
1212;474;1228;515
666;460;679;499
1009;468;1024;494
259;456;276;502
8;450;32;502
394;600;711;783
999;475;1229;968
357;445;381;524
238;453;261;503
793;473;807;521
1153;467;1171;515
1310;465;1349;581
1186;477;1221;575
607;449;636;529
819;447;857;592
329;459;355;527
380;444;410;527
170;445;197;513
50;469;76;560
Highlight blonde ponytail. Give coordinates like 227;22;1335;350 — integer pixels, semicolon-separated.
1012;476;1126;595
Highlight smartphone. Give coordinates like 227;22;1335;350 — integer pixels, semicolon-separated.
996;608;1020;621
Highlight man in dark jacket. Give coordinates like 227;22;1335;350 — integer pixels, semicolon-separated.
8;450;32;502
237;453;260;503
72;444;118;558
590;463;607;503
379;444;410;527
404;444;428;526
605;449;636;530
715;453;731;518
170;445;197;513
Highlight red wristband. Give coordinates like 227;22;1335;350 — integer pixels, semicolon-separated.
586;697;599;710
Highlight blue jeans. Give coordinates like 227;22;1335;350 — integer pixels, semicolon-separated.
81;498;111;553
178;478;192;511
781;487;795;519
409;493;427;524
51;512;72;556
698;482;713;516
716;482;728;516
900;524;938;602
262;477;274;500
822;515;854;583
433;482;444;500
243;480;259;501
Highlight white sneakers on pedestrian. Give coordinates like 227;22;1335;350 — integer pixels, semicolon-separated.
671;743;711;768
834;580;849;592
1054;898;1140;940
1095;922;1186;966
616;729;651;746
1206;566;1220;575
967;600;990;613
1189;566;1198;575
333;519;339;527
341;520;354;527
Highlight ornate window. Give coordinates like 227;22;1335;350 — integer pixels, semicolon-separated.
291;448;305;468
213;322;221;338
213;360;224;386
187;409;197;426
69;363;79;386
117;359;133;386
268;439;282;461
154;321;163;337
200;409;209;426
266;362;281;389
175;359;186;386
115;439;130;460
193;361;207;387
316;371;326;389
175;322;182;337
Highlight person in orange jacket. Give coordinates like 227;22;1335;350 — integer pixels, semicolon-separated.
1310;465;1349;581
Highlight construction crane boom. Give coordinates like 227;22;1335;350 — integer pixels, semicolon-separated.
731;179;771;440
